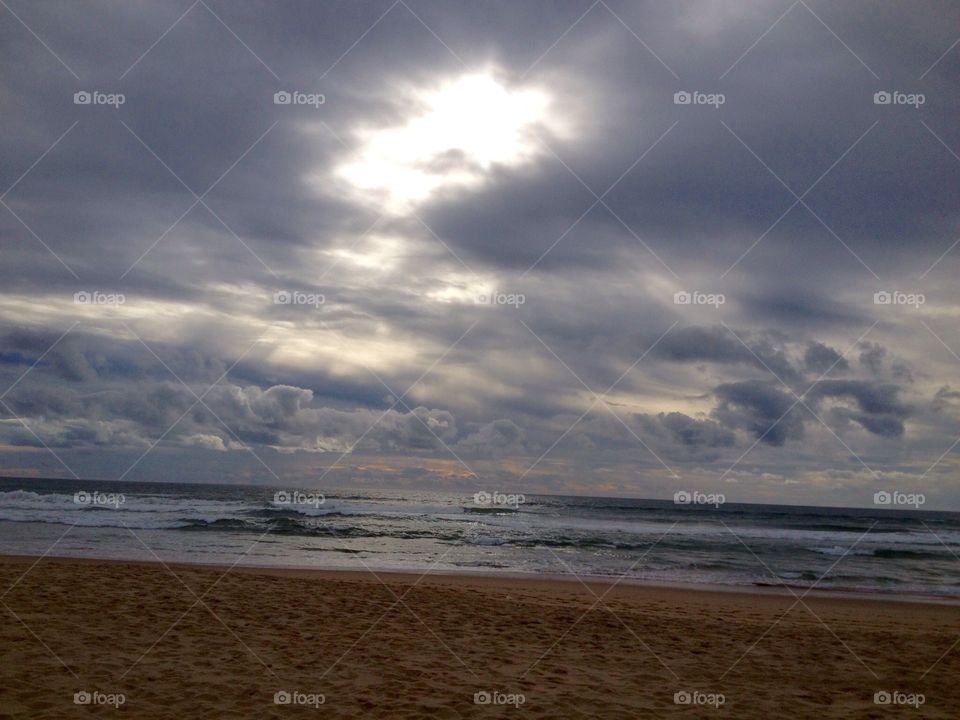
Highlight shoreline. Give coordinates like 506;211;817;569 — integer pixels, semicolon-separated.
4;483;958;609
3;552;958;606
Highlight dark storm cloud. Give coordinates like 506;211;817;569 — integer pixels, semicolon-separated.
709;376;912;447
810;379;907;417
738;290;873;332
713;380;802;446
2;329;97;382
653;325;801;382
803;341;849;374
650;412;736;450
858;341;887;374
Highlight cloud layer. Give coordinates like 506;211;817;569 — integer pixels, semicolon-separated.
1;0;959;506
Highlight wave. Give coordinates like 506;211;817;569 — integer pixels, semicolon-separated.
808;545;946;560
265;501;464;518
180;517;467;543
0;489;249;513
0;511;193;530
3;485;960;601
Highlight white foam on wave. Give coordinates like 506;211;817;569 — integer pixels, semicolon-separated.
271;500;464;518
0;490;249;529
465;535;506;546
808;545;875;557
0;509;191;529
459;511;960;547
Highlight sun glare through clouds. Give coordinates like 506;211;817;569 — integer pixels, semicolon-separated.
330;70;561;212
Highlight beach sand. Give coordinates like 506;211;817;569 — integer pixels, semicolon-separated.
1;554;958;718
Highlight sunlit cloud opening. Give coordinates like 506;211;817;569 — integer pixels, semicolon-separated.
329;69;562;213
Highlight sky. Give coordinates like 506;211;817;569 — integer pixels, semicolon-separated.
1;0;958;508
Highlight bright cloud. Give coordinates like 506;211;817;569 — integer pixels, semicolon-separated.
330;70;560;212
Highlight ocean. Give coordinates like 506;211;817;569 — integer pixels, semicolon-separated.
1;477;958;598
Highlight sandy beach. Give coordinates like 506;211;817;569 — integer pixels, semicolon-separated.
0;555;957;718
